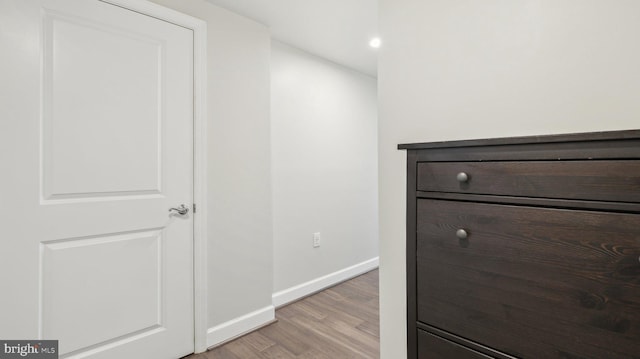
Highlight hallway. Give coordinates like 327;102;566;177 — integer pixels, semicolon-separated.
189;270;379;358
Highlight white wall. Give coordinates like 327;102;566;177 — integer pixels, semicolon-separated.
271;41;379;302
378;0;640;357
150;0;274;346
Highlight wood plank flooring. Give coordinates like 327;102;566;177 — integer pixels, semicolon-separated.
187;269;379;359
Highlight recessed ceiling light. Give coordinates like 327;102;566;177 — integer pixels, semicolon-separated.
369;37;381;49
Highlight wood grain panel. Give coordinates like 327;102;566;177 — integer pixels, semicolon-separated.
399;129;640;150
416;199;640;359
417;160;640;203
417;330;492;359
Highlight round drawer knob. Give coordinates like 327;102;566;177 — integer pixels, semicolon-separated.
456;172;469;183
456;229;468;240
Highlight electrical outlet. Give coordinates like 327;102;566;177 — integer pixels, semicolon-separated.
313;232;321;248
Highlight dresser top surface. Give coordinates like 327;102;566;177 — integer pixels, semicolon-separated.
398;129;640;150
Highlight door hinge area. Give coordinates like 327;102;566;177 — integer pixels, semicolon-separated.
193;203;197;214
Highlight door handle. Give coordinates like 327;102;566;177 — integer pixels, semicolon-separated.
169;204;190;215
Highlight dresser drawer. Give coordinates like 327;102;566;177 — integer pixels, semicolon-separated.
417;160;640;203
417;329;492;359
416;199;640;359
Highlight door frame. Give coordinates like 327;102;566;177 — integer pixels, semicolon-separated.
99;0;208;353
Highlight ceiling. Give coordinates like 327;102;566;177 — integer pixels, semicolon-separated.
204;0;378;77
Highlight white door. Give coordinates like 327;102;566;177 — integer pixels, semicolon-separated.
0;0;194;358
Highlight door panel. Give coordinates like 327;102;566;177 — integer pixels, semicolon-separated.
0;1;194;358
42;230;162;354
43;9;164;199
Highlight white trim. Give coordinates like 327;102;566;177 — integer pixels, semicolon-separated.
190;11;209;356
272;257;379;308
206;306;276;349
100;0;204;28
99;0;209;353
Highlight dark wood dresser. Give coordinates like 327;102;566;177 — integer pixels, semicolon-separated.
399;130;640;359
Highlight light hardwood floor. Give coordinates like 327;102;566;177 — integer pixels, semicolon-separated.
187;269;379;358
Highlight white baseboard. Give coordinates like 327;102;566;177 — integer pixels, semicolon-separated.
205;258;379;348
206;305;275;349
272;257;379;308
